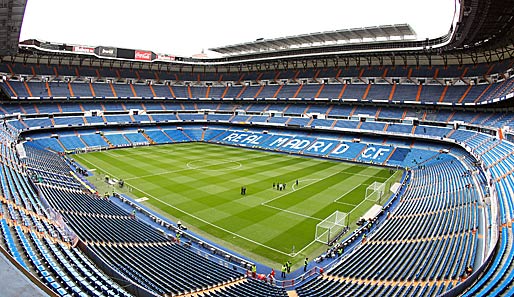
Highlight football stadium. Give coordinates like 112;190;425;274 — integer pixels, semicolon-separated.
0;0;513;296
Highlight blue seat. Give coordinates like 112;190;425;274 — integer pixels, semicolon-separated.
56;288;68;296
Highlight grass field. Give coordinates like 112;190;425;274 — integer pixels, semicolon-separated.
72;142;402;268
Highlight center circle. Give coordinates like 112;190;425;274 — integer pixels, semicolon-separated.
186;159;243;171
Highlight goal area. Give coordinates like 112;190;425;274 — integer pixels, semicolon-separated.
315;211;348;245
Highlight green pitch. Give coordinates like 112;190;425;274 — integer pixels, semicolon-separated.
72;142;402;268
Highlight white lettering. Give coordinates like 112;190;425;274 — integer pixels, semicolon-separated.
362;147;376;158
373;148;390;159
269;137;290;148
331;143;350;155
319;142;334;153
291;139;311;150
241;135;262;144
223;133;242;142
282;139;300;149
73;46;94;53
306;141;325;152
233;133;247;142
306;141;335;153
135;51;151;60
361;147;391;159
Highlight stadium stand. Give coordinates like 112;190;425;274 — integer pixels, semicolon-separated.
12;116;493;296
4;78;514;104
296;155;481;295
0;0;514;295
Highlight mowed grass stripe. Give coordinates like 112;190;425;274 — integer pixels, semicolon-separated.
134;152;342;210
264;166;382;209
76;151;165;179
103;143;316;181
74;142;400;266
134;155;337;235
133;155;320;206
82;146;334;253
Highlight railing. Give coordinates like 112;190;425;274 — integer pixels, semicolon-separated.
7;107;503;294
114;192;254;275
439;144;501;297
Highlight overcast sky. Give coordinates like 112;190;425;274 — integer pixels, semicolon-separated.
20;0;456;57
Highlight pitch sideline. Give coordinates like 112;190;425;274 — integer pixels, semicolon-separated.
75;156;303;257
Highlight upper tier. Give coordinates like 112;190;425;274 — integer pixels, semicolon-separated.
2;79;514;105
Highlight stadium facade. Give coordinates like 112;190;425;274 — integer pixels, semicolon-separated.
0;0;513;296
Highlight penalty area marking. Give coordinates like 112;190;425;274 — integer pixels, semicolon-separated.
77;156;301;256
290;178;321;191
334;201;358;207
261;168;349;206
262;203;323;222
262;178;358;223
126;183;300;257
333;183;364;204
186;159;243;171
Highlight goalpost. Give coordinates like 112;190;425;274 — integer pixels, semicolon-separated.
315;210;347;245
74;145;106;154
365;181;385;203
343;172;400;228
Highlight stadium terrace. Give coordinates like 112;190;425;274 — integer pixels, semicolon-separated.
0;0;514;296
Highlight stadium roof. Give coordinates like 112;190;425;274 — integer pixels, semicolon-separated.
448;0;514;51
0;0;27;56
209;24;417;56
2;0;513;69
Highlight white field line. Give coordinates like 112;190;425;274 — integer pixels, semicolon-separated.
334;201;358;207
260;169;373;206
290;184;375;257
126;183;295;256
260;170;380;252
261;178;334;206
76;155;297;256
122;153;265;181
332;183;364;203
101;146;176;158
260;170;381;218
291;239;319;257
262;204;323;221
77;153;387;257
101;145;236;160
290;178;320;191
185;160;242;170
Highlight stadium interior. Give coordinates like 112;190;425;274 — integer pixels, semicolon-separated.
0;0;514;296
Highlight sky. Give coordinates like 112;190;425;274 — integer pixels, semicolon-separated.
19;0;456;57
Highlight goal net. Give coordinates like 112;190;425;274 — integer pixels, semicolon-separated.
365;181;385;203
75;145;105;154
315;211;347;245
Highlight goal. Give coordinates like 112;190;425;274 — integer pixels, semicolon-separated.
74;145;105;154
315;211;347;245
365;181;385;203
